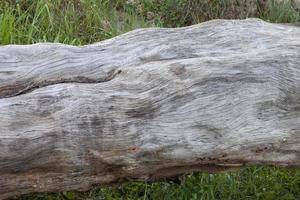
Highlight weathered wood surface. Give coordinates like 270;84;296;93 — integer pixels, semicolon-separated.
0;18;299;199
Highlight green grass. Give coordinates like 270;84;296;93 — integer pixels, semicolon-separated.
18;167;300;200
0;0;299;45
1;0;300;199
0;0;154;45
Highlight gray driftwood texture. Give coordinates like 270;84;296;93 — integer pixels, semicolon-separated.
0;18;299;199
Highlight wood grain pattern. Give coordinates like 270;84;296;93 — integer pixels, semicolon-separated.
0;18;299;199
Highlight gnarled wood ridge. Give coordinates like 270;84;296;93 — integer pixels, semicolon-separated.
0;18;299;199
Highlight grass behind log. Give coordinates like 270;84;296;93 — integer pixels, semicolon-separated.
1;0;300;199
0;0;299;45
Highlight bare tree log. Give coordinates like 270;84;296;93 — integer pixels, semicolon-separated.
0;18;299;199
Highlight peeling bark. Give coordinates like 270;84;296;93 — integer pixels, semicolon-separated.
0;19;299;199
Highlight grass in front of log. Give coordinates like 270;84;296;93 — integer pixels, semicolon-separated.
19;167;300;200
1;0;300;199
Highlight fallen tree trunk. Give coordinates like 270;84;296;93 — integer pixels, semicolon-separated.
0;18;299;199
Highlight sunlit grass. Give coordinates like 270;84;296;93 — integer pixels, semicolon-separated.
0;0;155;45
0;0;299;45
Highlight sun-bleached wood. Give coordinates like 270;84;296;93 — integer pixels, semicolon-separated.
0;18;299;199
